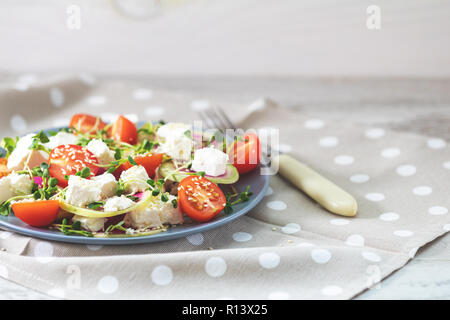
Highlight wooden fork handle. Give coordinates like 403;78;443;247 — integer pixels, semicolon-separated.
274;154;358;217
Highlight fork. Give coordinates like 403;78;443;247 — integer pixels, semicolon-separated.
198;106;358;217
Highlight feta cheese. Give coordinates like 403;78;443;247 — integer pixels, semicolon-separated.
86;139;115;165
191;147;229;176
8;173;33;196
120;165;149;194
45;132;79;149
157;122;193;162
103;196;134;212
72;215;106;232
124;194;183;229
65;175;102;207
7;133;49;171
0;177;14;203
91;173;117;198
0;173;33;203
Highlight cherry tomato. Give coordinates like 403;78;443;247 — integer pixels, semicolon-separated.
229;133;260;174
110;115;138;145
177;176;226;222
69;114;107;134
12;200;60;227
123;153;163;177
48;144;99;187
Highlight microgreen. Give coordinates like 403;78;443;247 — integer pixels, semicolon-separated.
0;136;18;157
224;185;253;214
105;221;127;235
75;167;91;178
87;201;105;210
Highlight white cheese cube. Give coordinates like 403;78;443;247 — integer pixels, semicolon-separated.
191;147;229;176
91;173;118;198
124;205;162;229
8;173;33;196
124;194;183;229
72;215;106;232
103;196;134;212
65;175;102;207
157;122;193;162
0;177;13;203
120;165;149;194
159;194;184;225
7;133;49;171
45;132;79;149
86;139;115;165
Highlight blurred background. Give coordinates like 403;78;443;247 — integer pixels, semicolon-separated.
0;0;449;77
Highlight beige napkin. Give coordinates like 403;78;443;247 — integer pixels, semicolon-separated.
0;74;449;299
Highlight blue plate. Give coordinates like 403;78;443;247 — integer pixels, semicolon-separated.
0;125;269;245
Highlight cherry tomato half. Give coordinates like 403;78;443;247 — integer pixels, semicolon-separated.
228;133;260;174
49;144;99;187
177;176;226;222
12;200;60;227
110;115;138;145
69;114;107;134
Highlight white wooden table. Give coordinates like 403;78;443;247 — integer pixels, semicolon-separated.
1;76;449;299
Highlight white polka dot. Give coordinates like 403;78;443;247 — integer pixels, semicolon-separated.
428;206;448;215
311;248;332;264
52;118;70;128
362;251;381;262
346;234;365;247
258;252;280;269
50;88;64;108
190;99;210;111
396;165;417;177
0;231;12;239
232;232;252;242
408;247;419;259
443;224;450;232
87;95;107;106
381;147;400;158
87;245;103;251
379;212;399;222
265;186;273;196
144;106;165;117
365;193;385;202
350;174;370;184
10;114;27;133
393;230;414;237
187;233;204;245
443;161;450;170
281;223;301;234
266;200;287;211
277;144;292;153
319;136;339;147
205;257;227;277
47;288;65;298
268;291;290;300
412;186;432;196
132;88;153;100
34;242;54;263
321;285;343;296
427;138;447;150
124;113;139;123
330;219;350;226
365;128;385;139
334;155;354;166
0;266;8;279
97;276;119;294
100;112;119;123
14;74;36;91
78;73;96;86
151;265;173;286
304;119;324;130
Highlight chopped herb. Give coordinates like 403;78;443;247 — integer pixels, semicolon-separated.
87;201;105;210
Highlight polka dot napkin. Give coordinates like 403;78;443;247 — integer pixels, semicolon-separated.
0;74;449;299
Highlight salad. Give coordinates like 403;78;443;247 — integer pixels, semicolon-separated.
0;114;260;238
